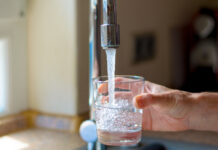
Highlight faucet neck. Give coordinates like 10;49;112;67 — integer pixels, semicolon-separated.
101;0;120;49
102;0;118;24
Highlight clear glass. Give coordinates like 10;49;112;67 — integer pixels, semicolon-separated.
93;75;144;146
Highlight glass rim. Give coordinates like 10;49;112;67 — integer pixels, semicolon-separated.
93;75;145;84
94;102;140;110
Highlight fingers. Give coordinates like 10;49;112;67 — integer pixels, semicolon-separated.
101;92;133;104
98;83;108;94
98;77;136;94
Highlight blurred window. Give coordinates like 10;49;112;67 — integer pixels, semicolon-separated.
0;38;9;114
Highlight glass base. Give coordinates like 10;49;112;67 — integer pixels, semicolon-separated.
98;130;141;146
99;138;141;147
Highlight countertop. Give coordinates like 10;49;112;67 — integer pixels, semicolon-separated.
0;128;86;150
6;128;218;150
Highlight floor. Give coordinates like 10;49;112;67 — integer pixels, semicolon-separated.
0;128;86;150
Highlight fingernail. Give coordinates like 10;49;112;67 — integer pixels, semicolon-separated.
134;94;152;108
134;95;145;108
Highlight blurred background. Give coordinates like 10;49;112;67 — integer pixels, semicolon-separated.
1;0;218;150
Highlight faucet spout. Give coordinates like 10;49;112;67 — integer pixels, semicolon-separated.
101;0;120;49
80;0;120;149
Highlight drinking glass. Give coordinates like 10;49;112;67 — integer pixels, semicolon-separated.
93;75;144;146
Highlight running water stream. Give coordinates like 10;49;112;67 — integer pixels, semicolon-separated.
105;49;116;104
96;49;143;146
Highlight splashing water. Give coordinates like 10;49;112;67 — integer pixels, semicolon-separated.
106;49;116;104
95;100;142;146
96;99;142;132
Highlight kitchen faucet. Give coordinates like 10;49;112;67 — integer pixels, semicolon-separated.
89;0;120;120
80;0;120;150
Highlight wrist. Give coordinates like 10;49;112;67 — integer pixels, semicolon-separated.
186;92;203;130
188;92;218;131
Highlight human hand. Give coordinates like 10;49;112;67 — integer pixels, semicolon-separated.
134;81;193;131
98;77;218;132
98;77;194;131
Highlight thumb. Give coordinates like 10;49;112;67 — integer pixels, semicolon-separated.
134;92;177;109
134;91;192;119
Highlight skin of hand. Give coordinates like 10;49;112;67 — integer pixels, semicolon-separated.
135;81;192;131
98;78;218;132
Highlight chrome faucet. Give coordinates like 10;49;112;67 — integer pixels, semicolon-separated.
89;0;120;120
80;0;120;149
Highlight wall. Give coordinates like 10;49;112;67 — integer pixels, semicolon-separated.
73;0;218;114
117;0;214;86
100;0;217;86
205;0;218;8
75;0;211;114
0;0;27;115
76;0;89;114
27;0;90;115
27;0;79;115
26;0;218;116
